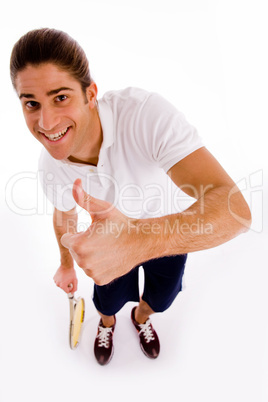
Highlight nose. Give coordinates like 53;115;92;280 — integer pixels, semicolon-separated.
38;106;60;131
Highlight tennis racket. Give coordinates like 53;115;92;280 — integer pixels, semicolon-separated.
68;284;85;350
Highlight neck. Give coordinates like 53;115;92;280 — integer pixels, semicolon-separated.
68;106;103;165
67;155;99;166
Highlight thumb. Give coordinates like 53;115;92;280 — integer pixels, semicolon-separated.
72;178;113;219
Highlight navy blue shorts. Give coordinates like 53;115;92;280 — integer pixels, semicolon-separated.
93;254;187;316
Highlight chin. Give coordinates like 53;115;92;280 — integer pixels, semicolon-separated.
46;148;69;161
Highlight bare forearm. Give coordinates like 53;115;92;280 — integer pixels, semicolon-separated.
134;185;252;259
53;207;77;267
60;179;251;286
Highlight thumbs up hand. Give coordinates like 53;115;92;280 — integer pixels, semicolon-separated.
61;179;151;286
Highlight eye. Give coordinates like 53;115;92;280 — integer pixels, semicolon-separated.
25;100;39;109
55;94;68;102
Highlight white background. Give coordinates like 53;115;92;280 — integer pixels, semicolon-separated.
1;0;268;401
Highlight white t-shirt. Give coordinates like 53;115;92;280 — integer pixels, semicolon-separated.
38;87;203;218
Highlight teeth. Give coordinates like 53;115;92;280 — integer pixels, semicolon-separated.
44;127;69;141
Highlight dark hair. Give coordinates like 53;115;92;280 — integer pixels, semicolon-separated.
10;28;92;93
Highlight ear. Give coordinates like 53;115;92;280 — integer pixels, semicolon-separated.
85;82;98;109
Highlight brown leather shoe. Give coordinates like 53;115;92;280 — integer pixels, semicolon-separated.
131;307;160;359
94;316;116;365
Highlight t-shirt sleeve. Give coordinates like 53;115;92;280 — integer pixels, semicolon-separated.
136;93;204;172
38;149;76;212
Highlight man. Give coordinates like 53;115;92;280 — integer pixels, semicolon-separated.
10;28;251;365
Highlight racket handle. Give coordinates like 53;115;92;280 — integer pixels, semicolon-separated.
68;283;74;298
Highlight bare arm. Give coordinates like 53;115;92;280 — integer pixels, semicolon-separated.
115;147;251;264
143;185;250;256
61;148;252;286
53;207;79;293
161;146;252;253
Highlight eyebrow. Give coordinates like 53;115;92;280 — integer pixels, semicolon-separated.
19;87;74;99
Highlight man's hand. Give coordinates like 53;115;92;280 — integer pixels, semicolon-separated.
61;148;252;287
53;265;78;293
60;179;148;286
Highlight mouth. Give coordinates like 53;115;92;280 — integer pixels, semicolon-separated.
40;126;70;142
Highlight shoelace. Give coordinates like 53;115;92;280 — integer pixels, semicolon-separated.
97;326;113;348
138;320;155;343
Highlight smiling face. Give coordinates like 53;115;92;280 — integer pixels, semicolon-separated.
15;63;102;163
